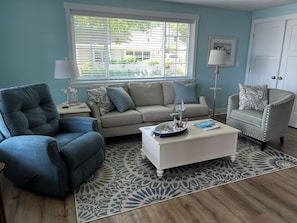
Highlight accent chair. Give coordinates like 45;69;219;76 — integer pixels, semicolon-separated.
0;83;105;197
227;87;295;150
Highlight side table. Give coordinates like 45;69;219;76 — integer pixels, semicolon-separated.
0;162;6;223
56;102;91;118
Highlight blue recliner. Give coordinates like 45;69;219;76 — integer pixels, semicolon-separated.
0;83;105;197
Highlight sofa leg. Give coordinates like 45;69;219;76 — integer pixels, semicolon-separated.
261;142;266;151
280;137;284;144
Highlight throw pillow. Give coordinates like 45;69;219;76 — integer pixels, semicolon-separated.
239;83;268;111
106;87;135;112
174;82;198;104
87;87;115;115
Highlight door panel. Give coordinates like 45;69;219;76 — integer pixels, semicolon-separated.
278;19;297;127
247;21;286;88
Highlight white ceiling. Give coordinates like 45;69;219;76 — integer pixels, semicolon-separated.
157;0;297;11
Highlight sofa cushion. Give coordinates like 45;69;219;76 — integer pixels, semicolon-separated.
106;87;135;112
174;82;198;104
162;81;175;105
136;105;171;122
166;104;209;118
239;83;268;111
101;110;143;128
87;87;115;115
230;109;263;127
129;82;163;106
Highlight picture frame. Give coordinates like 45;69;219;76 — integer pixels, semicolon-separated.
208;36;237;67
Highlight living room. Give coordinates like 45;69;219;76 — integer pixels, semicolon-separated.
1;0;297;222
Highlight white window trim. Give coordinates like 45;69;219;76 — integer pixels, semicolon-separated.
64;3;199;87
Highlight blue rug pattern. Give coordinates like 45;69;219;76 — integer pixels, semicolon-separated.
75;136;297;223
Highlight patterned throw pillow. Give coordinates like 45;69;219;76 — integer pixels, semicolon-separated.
239;83;268;111
87;87;115;115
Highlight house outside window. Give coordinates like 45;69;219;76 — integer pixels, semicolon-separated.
65;3;199;84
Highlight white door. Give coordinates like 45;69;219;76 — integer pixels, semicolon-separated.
247;21;286;88
278;19;297;127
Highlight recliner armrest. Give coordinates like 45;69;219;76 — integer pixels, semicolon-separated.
0;135;69;196
59;117;98;132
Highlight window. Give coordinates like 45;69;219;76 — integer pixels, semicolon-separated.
65;3;199;83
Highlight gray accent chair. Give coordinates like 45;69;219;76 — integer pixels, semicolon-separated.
0;83;105;197
226;88;295;150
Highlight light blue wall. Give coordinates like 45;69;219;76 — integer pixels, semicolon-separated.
0;0;252;110
252;2;297;19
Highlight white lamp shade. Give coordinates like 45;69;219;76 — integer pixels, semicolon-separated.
208;50;226;65
54;60;79;79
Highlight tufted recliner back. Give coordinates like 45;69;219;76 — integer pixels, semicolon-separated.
0;83;60;138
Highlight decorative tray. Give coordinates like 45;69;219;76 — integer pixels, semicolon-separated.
153;121;188;138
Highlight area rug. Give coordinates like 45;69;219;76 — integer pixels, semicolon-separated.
74;135;297;223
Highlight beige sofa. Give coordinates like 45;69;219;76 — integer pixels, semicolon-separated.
87;81;210;137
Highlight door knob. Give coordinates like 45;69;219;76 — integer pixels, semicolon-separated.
278;76;283;80
271;76;276;79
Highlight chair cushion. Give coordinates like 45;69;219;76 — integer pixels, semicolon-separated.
106;87;135;112
0;83;59;137
230;109;263;127
101;110;142;128
129;82;163;106
239;83;268;111
174;82;198;104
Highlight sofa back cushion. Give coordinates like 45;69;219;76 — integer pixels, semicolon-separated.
0;83;60;138
129;82;163;106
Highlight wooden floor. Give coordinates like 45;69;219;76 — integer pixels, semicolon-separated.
1;115;297;223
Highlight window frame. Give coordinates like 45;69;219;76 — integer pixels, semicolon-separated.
64;3;199;86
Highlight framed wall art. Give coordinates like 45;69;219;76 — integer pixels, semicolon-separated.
208;36;237;67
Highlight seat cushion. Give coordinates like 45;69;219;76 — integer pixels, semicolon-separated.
136;105;171;122
166;104;209;118
230;109;263;127
101;110;143;128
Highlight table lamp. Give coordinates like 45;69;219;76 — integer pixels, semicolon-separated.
54;59;79;105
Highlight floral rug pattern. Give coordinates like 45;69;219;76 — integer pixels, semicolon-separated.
75;136;297;223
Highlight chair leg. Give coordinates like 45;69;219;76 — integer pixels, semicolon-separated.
261;142;266;151
280;137;284;144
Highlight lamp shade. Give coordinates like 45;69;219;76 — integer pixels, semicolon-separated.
54;59;78;79
208;50;226;65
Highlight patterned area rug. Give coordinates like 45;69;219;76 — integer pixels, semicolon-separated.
74;135;297;223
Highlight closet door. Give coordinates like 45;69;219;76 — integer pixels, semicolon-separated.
278;19;297;127
246;21;286;87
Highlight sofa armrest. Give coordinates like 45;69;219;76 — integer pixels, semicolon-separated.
0;135;69;196
60;117;98;132
227;93;239;119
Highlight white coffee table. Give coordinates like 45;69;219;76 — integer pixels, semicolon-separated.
139;120;241;179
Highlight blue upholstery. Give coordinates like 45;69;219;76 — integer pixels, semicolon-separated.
0;83;105;197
